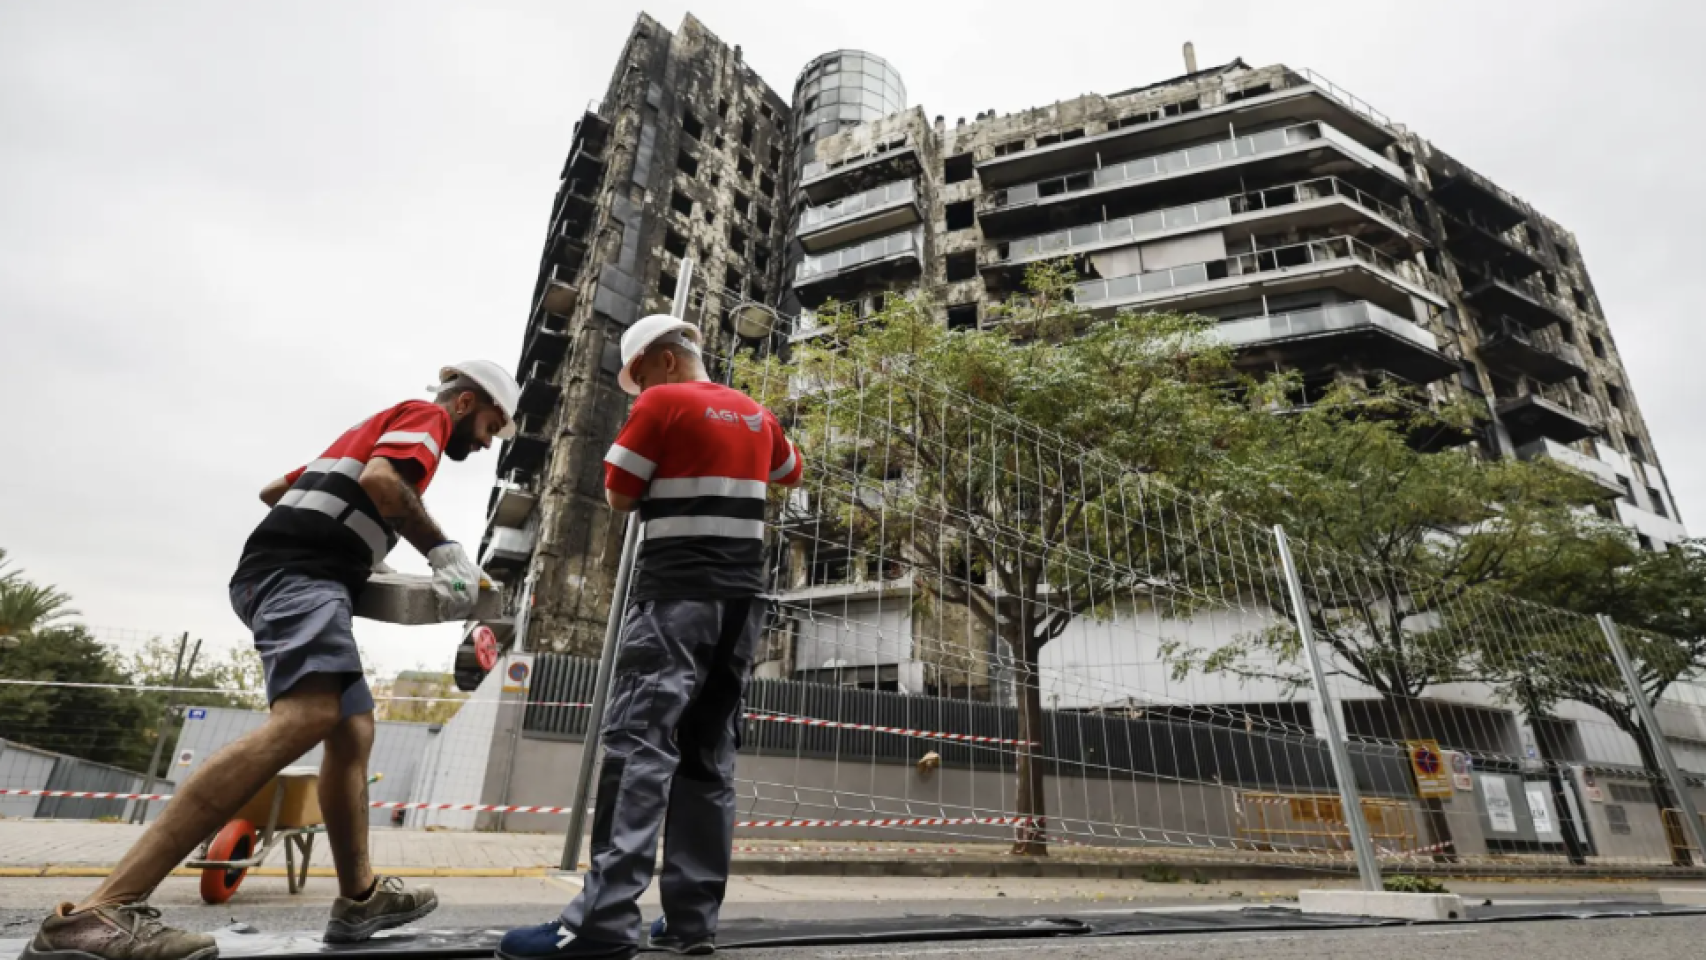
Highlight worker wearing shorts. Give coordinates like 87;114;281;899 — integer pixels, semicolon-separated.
23;361;518;960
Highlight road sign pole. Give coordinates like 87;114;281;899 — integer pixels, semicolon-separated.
1274;526;1382;891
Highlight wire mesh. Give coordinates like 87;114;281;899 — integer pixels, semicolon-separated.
3;283;1703;880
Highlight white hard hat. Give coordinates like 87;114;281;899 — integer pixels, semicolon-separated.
618;314;702;396
437;359;521;439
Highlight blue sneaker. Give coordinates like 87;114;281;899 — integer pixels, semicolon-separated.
497;920;635;960
647;917;715;956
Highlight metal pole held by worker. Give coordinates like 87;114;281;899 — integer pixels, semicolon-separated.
559;258;695;871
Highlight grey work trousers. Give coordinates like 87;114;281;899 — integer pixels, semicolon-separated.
561;596;766;946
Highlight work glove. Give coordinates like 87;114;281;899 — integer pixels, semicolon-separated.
427;542;485;621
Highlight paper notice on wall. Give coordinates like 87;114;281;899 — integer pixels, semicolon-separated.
1525;782;1560;841
1482;774;1518;833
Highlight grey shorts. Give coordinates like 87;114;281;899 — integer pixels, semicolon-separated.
229;570;375;718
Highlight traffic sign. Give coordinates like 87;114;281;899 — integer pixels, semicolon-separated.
1407;739;1453;798
186;708;207;720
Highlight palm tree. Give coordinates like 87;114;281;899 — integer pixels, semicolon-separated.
0;549;79;640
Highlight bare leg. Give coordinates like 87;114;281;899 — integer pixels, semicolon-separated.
319;710;377;899
76;677;344;911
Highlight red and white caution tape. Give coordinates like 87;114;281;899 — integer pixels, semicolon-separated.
0;789;1039;831
742;710;1037;747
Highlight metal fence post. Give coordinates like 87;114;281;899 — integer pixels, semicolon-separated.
133;633;197;824
558;259;694;872
1273;525;1382;890
1597;613;1706;865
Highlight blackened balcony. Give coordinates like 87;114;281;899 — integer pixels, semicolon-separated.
976;69;1397;189
1442;210;1543;279
1217;301;1455;385
535;264;579;319
1073;234;1445;319
793;228;923;305
979;122;1406;234
479;523;536;575
1497;394;1599;445
985;175;1422;280
521;310;570;371
498;412;550;476
548;220;588;274
1477;319;1585;385
486;472;539;530
1430;164;1527;233
800;139;922;204
797;180;923;253
517;361;560;417
1462;274;1569;331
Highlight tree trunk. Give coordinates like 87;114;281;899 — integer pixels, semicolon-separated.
1393;698;1459;863
1629;721;1693;868
1009;597;1048;856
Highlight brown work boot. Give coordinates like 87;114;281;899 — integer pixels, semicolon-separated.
323;876;439;943
21;903;216;960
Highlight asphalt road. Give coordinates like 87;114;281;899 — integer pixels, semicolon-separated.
4;876;1702;960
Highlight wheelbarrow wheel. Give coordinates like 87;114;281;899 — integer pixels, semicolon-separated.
200;819;257;904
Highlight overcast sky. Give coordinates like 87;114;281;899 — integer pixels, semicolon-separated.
3;1;1702;677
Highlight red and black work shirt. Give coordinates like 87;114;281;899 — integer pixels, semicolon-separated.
604;381;802;601
233;400;451;594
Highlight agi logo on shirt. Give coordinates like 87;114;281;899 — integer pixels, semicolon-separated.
704;407;764;433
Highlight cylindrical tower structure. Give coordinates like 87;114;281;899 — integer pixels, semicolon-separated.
791;50;907;170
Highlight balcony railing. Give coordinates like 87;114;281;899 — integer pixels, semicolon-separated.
1074;234;1431;307
800;180;918;233
993;176;1412;265
1515;438;1622;492
801;138;915;185
1215;301;1440;353
795;228;921;285
989;124;1324;211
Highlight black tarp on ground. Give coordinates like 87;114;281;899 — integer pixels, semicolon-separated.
3;902;1703;958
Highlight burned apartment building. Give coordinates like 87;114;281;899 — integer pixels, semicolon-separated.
468;14;1685;697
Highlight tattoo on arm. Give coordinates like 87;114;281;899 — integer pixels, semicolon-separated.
361;458;448;556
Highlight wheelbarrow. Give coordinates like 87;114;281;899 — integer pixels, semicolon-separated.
186;766;381;904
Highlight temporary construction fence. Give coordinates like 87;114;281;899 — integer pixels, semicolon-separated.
5;273;1706;887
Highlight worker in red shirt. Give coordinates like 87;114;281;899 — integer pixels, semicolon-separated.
24;361;520;960
501;316;802;960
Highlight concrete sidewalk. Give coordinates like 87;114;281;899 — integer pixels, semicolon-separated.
0;819;1350;881
4;819;1697;883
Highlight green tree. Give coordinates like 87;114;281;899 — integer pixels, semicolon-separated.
0;548;78;639
0;624;156;770
748;261;1285;855
1488;539;1706;865
1163;385;1622;858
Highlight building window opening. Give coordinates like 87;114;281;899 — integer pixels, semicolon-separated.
947;303;978;330
756;208;773;233
682;110;704;141
716;98;729;120
760;171;777;197
734;191;752;218
676;150;699;177
1573;287;1589;311
945;251;977;283
657;269;678;299
724;266;742;294
740;119;754;148
1590;334;1607;359
663;227;688;258
729;227;748;255
945;200;975;232
737;155;755;179
944;152;974;183
670;190;693;216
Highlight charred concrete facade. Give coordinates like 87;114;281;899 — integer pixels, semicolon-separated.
791;59;1684;558
477;16;1682;670
478;14;792;656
